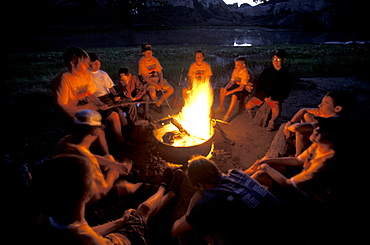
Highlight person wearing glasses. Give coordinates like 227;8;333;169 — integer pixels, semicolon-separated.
245;49;292;131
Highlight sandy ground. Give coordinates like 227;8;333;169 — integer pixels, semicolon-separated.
92;76;369;244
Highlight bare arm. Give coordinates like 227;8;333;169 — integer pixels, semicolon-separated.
260;157;303;167
172;216;193;237
261;164;292;187
172;190;202;237
95;154;131;175
245;157;303;175
289;108;310;124
87;94;108;109
92;209;135;236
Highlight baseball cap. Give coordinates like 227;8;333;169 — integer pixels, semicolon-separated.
75;109;102;126
141;43;153;53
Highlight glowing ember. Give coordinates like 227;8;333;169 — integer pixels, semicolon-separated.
156;78;213;146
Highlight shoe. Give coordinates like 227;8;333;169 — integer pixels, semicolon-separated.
143;114;152;122
168;169;185;195
161;168;173;190
266;120;275;132
150;104;162;114
246;109;255;119
222;115;230;122
214;107;226;113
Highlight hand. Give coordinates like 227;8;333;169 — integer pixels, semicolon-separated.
264;97;272;102
155;84;162;90
118;158;133;175
249;159;263;171
225;91;233;96
283;122;294;138
122;208;136;222
98;104;109;110
103;154;115;162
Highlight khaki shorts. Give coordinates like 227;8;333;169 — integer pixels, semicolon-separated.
146;78;172;91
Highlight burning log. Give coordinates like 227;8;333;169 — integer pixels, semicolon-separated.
152;77;214;163
169;116;190;136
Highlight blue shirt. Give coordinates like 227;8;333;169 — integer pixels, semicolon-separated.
186;169;281;237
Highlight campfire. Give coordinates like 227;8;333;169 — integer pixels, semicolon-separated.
153;79;214;163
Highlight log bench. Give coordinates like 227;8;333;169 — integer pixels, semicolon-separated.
253;102;271;127
264;122;295;158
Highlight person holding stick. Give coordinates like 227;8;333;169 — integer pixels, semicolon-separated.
215;56;252;122
51;47;124;156
118;67;151;121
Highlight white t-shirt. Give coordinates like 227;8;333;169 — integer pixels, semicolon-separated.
89;70;115;97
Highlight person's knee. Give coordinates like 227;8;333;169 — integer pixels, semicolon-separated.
108;111;120;123
142;94;150;101
245;101;254;109
136;202;152;220
166;86;174;94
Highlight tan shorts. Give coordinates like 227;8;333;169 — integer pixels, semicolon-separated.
146;78;172;91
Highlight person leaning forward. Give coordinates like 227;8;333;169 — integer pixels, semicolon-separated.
138;43;174;114
172;156;282;245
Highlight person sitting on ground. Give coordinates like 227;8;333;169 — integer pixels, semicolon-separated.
245;49;292;131
284;90;354;156
172;155;281;245
244;116;346;203
214;56;252;122
88;52;131;143
53;109;141;205
31;154;185;245
51;47;121;156
118;67;150;121
182;49;213;102
138;43;174;113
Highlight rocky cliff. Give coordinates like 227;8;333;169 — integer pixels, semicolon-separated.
16;0;365;30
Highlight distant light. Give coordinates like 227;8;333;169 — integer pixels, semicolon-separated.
223;0;258;7
233;41;252;46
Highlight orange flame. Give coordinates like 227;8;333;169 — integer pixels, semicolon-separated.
156;78;213;146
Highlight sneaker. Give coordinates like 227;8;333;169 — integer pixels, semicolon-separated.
222;115;230;122
168;169;185;195
161;168;173;190
266;120;275;132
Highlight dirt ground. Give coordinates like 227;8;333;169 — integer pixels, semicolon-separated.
7;75;367;244
90;76;369;244
98;85;277;244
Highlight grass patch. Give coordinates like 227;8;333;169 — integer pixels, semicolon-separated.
4;44;370;163
6;44;370;86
